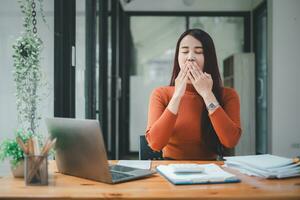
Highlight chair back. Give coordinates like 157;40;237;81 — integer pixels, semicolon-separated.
139;135;163;160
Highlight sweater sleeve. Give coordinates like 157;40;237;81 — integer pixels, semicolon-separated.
209;88;242;148
145;88;178;151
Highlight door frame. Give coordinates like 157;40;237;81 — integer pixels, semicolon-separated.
253;1;268;154
118;11;251;159
54;0;76;118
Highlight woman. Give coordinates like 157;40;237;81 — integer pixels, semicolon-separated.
145;29;241;160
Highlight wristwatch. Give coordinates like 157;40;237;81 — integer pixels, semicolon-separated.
206;102;219;111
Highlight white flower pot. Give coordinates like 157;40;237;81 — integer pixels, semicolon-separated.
10;160;24;178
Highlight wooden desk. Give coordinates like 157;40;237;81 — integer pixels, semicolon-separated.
0;160;300;200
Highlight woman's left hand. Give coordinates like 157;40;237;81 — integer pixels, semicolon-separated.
187;61;213;98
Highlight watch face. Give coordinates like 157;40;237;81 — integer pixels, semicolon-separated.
208;103;215;109
208;103;217;110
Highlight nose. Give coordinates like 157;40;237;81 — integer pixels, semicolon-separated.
187;52;195;61
187;55;195;62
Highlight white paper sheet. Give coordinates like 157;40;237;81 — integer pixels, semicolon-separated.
117;160;151;170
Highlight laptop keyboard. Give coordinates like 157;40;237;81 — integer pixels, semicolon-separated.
109;165;137;172
109;165;137;181
110;171;134;180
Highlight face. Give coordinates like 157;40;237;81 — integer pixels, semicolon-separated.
178;35;204;71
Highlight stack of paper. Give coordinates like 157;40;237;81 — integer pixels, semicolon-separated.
156;163;240;185
224;154;300;179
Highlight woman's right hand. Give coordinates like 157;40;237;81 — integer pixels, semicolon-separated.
167;64;189;114
173;64;189;98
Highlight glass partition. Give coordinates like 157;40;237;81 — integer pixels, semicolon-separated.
190;17;244;77
129;16;185;151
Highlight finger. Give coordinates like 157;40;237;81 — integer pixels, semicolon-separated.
190;62;200;73
204;72;211;79
188;71;195;83
194;65;203;77
177;65;184;75
186;64;194;78
191;60;203;71
183;71;189;81
197;69;207;79
177;65;187;80
177;66;189;83
180;65;189;79
190;64;201;79
198;68;204;75
186;65;193;78
178;69;184;79
176;70;182;79
190;68;199;81
180;70;189;85
204;72;210;77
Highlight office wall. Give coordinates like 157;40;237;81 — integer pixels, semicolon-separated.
268;0;300;157
0;0;54;175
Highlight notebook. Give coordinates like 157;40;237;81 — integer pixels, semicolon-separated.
156;163;240;185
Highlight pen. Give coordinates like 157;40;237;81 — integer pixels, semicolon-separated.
292;156;300;164
16;137;28;154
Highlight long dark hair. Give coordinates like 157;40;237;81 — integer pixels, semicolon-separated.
169;29;224;157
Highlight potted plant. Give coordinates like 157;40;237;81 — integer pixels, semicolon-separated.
0;130;33;177
0;0;46;177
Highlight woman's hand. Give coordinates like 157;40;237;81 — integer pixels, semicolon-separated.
167;64;189;114
187;61;220;114
173;64;189;98
187;61;213;98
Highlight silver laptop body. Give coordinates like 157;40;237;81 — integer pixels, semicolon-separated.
46;117;155;184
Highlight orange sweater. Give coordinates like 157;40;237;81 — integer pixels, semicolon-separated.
145;84;241;160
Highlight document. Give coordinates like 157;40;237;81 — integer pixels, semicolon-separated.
224;154;300;179
156;163;240;185
117;160;151;170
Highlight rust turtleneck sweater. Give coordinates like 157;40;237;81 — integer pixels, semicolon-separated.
145;84;241;160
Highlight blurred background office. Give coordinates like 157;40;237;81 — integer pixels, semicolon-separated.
1;0;299;174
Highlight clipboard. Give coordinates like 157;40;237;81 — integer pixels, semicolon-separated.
156;163;240;185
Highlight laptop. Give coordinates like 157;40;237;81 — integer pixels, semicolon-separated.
45;117;155;184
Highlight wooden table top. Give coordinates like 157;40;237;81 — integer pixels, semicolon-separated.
0;160;300;200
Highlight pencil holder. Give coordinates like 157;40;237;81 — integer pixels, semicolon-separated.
25;154;48;186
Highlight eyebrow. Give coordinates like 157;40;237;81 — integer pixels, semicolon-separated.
180;46;203;49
